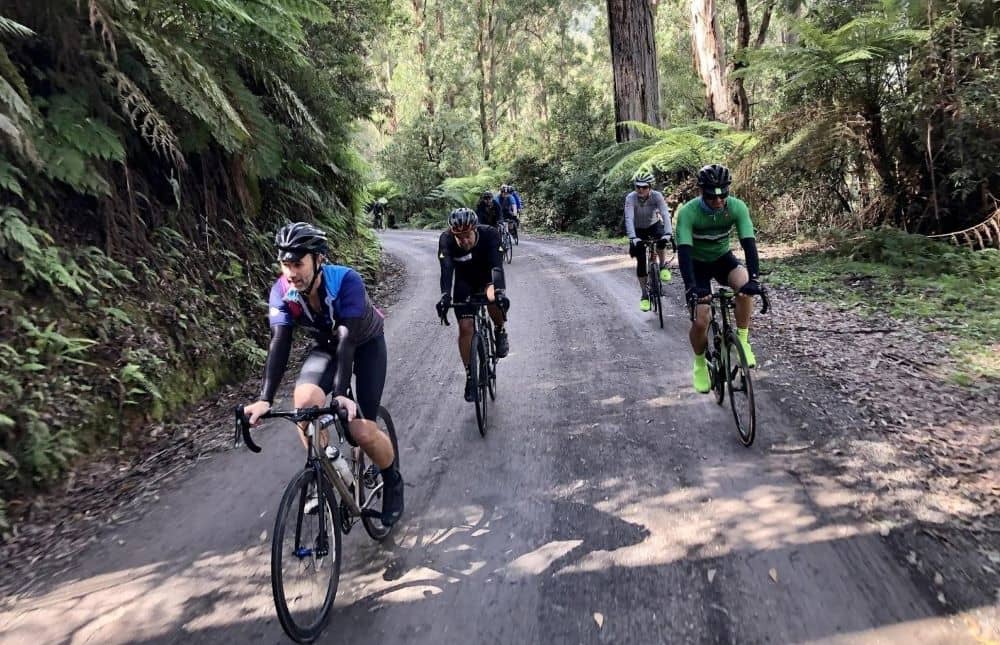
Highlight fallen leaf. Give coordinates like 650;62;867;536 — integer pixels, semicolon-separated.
936;592;947;605
707;568;716;583
934;572;943;586
593;612;604;629
259;530;268;542
906;551;918;565
769;568;778;583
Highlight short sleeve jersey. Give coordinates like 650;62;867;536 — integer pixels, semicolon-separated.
267;264;384;344
674;196;755;263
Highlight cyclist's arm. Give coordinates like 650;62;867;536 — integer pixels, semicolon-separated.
674;210;696;290
654;192;672;235
624;194;637;239
732;203;760;277
486;229;506;290
438;232;455;294
677;245;696;291
259;324;293;404
329;271;372;398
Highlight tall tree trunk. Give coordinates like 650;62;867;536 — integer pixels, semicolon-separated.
606;0;662;142
690;0;733;125
732;0;751;130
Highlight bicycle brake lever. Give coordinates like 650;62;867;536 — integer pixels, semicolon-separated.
234;405;262;453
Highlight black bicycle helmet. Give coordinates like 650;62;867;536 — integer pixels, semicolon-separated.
481;190;493;200
633;173;654;187
697;164;732;190
275;221;328;262
448;207;478;231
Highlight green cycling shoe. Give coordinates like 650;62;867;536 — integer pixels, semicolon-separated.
659;267;671;283
692;356;711;393
639;297;651;312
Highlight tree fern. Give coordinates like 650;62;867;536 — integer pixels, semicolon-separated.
223;70;284;179
128;30;250;152
264;71;324;144
98;58;186;169
0;16;34;39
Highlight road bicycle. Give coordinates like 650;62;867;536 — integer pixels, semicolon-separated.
234;395;399;643
439;295;506;436
499;220;514;264
693;286;770;446
639;235;676;329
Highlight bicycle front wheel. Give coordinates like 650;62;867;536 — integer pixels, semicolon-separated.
472;332;489;436
725;332;757;446
708;322;726;405
271;468;342;643
650;262;664;328
504;232;513;264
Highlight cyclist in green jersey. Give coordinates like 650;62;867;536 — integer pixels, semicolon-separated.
675;164;765;393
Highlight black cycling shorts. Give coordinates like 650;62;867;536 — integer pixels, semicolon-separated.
452;273;491;319
296;334;387;443
634;221;669;277
693;251;742;291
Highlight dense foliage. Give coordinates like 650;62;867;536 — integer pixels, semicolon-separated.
368;0;998;240
0;0;389;529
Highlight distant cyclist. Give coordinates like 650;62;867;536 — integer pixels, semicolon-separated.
436;208;510;402
624;173;673;312
476;190;500;229
494;185;520;240
675;164;764;393
242;222;404;525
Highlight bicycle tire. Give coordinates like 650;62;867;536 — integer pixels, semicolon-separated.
271;468;342;643
473;333;489;436
360;406;401;541
725;331;756;446
650;261;664;329
708;321;726;405
486;327;497;401
504;231;513;264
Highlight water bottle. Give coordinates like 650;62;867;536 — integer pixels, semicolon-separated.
325;444;355;486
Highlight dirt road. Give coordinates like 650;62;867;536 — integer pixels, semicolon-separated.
0;230;990;644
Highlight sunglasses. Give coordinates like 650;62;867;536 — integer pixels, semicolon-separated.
704;192;728;201
635;184;651;190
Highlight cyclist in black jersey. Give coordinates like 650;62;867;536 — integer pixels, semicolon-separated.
242;222;404;525
476;190;500;229
436;208;511;402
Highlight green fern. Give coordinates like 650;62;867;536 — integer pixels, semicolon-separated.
0;16;35;39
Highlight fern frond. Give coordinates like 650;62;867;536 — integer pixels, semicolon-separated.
0;17;35;39
0;159;24;196
261;0;334;24
264;72;324;143
98;59;187;169
128;30;250;152
223;70;283;179
87;0;118;61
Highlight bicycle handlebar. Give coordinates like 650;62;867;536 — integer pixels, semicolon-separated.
438;296;508;326
234;403;348;453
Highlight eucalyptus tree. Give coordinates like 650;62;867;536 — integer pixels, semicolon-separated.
606;0;661;141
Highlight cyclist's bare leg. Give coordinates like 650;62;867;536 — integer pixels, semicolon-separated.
689;304;711;354
346;417;394;469
292;383;327;451
458;317;474;366
728;266;752;329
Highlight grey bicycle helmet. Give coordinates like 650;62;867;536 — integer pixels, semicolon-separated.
448;207;478;231
275;222;328;261
633;173;654;187
697;164;732;191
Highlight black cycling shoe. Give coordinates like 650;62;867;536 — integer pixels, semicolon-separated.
464;375;477;402
495;329;509;358
380;469;404;526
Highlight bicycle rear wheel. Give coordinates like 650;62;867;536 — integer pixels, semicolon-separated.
725;332;757;446
650;261;664;329
504;231;513;263
271;468;342;643
471;332;489;436
360;406;401;541
707;321;725;405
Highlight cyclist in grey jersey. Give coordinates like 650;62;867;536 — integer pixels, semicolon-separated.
624;173;673;312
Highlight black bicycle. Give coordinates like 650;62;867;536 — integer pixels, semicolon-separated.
440;295;505;436
640;235;676;329
234;397;399;643
693;286;770;446
499;220;514;264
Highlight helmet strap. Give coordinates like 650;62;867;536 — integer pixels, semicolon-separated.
300;254;322;296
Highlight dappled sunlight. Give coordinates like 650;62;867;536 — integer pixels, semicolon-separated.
0;547;271;644
501;540;583;580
